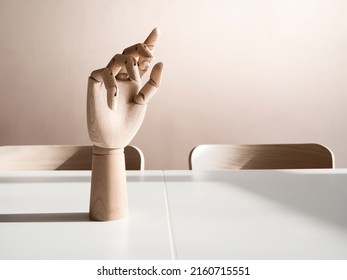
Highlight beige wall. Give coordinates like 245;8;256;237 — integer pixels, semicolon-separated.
1;0;346;169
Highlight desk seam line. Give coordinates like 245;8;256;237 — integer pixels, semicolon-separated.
163;170;178;260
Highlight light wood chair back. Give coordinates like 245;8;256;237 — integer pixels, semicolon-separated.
189;143;334;170
0;145;144;170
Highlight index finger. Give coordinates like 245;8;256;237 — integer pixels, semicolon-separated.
122;28;161;59
138;27;161;76
144;27;161;51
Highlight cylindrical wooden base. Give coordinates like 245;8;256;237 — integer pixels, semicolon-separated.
89;146;128;221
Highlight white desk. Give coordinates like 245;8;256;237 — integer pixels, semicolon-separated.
164;170;347;260
0;170;172;260
0;169;347;260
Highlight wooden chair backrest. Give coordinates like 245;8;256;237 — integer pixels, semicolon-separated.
189;143;334;170
0;145;144;170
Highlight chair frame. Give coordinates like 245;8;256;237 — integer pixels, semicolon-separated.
189;143;334;170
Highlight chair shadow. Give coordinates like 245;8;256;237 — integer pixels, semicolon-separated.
0;212;90;223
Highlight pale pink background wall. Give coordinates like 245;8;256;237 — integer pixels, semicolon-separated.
1;0;346;169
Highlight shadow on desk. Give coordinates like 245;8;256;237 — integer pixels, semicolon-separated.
165;170;347;229
0;172;164;223
0;176;90;184
0;212;90;223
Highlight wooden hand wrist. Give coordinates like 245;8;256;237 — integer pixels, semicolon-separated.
89;146;128;221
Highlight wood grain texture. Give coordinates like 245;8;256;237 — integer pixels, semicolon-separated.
86;28;163;220
0;145;144;170
89;147;128;221
87;28;163;149
189;143;334;170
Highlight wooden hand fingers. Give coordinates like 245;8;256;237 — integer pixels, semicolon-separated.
138;27;161;77
101;68;117;110
90;68;104;82
107;28;161;80
134;62;163;105
90;28;162;110
88;68;105;113
144;27;161;51
88;67;118;112
123;43;153;76
107;54;140;82
122;43;152;59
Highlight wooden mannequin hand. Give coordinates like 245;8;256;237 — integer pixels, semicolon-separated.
87;28;163;149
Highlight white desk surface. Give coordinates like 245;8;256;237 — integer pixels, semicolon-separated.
0;170;172;260
0;169;347;260
164;169;347;260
